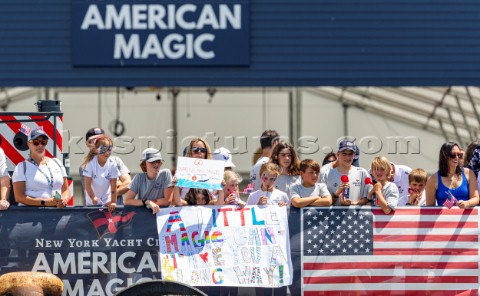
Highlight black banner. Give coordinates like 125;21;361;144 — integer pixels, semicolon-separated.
0;206;161;296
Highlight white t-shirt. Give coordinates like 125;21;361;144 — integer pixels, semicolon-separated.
319;162;334;184
275;175;300;198
0;148;9;178
250;156;269;191
83;156;120;205
392;164;412;197
321;166;371;205
291;182;330;199
12;158;67;200
246;188;290;206
79;155;130;199
398;190;426;206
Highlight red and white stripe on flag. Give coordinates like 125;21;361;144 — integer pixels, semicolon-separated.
0;114;63;171
67;178;74;206
301;207;479;295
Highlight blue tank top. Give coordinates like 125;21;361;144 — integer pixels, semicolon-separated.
436;170;469;205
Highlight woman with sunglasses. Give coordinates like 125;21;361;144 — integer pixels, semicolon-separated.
173;137;215;205
426;142;479;208
124;148;173;214
12;128;70;207
82;136;119;212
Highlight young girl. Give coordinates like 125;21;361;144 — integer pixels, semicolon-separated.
247;163;289;206
173;187;224;206
218;170;246;207
368;156;400;214
270;142;300;199
82;136;119;212
184;188;212;205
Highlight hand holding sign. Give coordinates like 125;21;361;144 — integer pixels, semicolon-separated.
175;157;224;190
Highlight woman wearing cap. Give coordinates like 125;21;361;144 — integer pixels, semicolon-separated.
82;136;119;212
12;128;70;207
426;142;479;208
124;148;173;214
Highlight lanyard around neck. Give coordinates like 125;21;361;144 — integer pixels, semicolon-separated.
29;157;54;188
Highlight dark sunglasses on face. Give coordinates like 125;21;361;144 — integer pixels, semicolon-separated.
449;153;464;159
99;145;113;154
192;147;208;153
30;139;48;146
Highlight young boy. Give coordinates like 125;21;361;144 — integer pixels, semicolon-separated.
291;159;332;208
368;156;399;214
398;168;428;206
246;163;289;206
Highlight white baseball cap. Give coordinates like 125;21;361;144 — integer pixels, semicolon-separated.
141;148;163;162
212;147;236;168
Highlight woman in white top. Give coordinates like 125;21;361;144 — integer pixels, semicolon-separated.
12;128;70;207
124;148;173;213
82;136;119;212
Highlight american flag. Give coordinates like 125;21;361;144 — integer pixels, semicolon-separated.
443;191;458;209
298;207;479;295
242;182;254;194
20;123;30;135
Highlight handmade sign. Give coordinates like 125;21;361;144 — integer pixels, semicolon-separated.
175;157;224;190
157;206;293;287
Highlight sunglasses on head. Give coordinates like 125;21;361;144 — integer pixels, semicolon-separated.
192;147;208;153
30;139;48;146
449;152;463;159
99;145;113;154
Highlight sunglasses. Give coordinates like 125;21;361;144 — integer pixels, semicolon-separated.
192;147;208;153
449;153;464;159
30;139;48;146
99;145;113;154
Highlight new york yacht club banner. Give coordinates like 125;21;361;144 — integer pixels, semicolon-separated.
0;207;161;296
0;206;477;296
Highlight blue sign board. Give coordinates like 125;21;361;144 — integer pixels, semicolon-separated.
72;1;250;66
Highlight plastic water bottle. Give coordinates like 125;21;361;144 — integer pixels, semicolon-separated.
343;187;350;199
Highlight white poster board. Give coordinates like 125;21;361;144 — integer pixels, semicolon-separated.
175;157;224;190
156;206;293;287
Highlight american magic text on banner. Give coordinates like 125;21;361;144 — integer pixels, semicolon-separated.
0;207;161;296
72;0;250;66
157;206;293;287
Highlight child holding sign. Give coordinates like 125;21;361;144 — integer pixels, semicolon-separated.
246;163;289;206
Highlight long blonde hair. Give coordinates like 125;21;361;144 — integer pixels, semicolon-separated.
82;136;113;168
